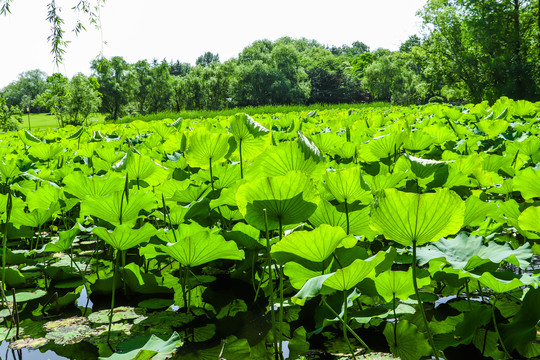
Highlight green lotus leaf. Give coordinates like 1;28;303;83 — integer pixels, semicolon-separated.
99;332;183;360
122;263;172;294
476;119;509;138
368;131;405;159
363;172;408;193
11;205;60;228
63;172;125;199
323;251;387;291
499;287;540;352
96;146;125;165
370;188;465;246
513;167;540;200
403;131;436;151
297;130;324;162
383;320;431;360
36;226;80;253
81;190;156;228
28;142;63;162
308;199;375;239
160;230;244;267
26;184;61;211
230;113;270;139
92;223;157;251
375;268;431;302
223;222;262;250
463;195;499;227
518;206;540;233
185;128;230;169
246;141;323;178
236;171;319;231
473;272;534;293
285;262;324;290
416;232;532;271
322;166;372;204
125;152;169;187
0;161;19;181
271;225;349;263
66;126;84;140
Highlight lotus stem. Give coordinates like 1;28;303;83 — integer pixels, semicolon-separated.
491;297;511;359
344;200;350;235
107;251;119;345
343;291;357;360
465;280;473;310
263;209;279;360
393;293;398;347
322;297;372;352
278;217;284;359
239;139;244;179
412;240;441;360
209;157;215;192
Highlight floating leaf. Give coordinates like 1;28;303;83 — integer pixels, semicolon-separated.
416;232;532;271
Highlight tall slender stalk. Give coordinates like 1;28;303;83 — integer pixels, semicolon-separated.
277;217;284;359
344;200;350;235
263;209;279;360
343;291;357;360
239;139;244;179
322;297;372;352
107;251;119;345
412;240;440;360
2;191;12;296
491;297;511;359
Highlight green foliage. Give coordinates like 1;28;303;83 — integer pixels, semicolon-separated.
0;97;23;131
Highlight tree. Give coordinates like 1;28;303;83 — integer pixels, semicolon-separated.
363;52;423;104
132;60;153;115
1;69;47;112
196;52;220;67
147;60;173;113
63;73;102;125
0;97;23;131
400;35;422;53
418;0;538;102
169;60;191;76
35;73;69;127
91;56;133;120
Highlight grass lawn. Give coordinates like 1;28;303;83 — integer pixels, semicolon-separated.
22;113;106;130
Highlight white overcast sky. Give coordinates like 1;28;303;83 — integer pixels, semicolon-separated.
0;0;427;88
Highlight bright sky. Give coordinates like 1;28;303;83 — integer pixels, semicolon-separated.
0;0;427;88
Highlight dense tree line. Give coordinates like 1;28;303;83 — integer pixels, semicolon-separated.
1;0;539;126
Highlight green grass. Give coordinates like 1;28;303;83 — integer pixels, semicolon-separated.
116;102;391;123
22;113;106;130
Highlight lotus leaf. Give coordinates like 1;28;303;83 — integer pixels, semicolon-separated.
160;230;244;267
271;224;349;263
370;188;465;246
236;171;319;231
92;223;156;251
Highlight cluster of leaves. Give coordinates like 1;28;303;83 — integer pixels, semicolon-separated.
0;98;539;359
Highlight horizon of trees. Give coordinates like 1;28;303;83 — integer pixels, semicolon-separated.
1;0;539;127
